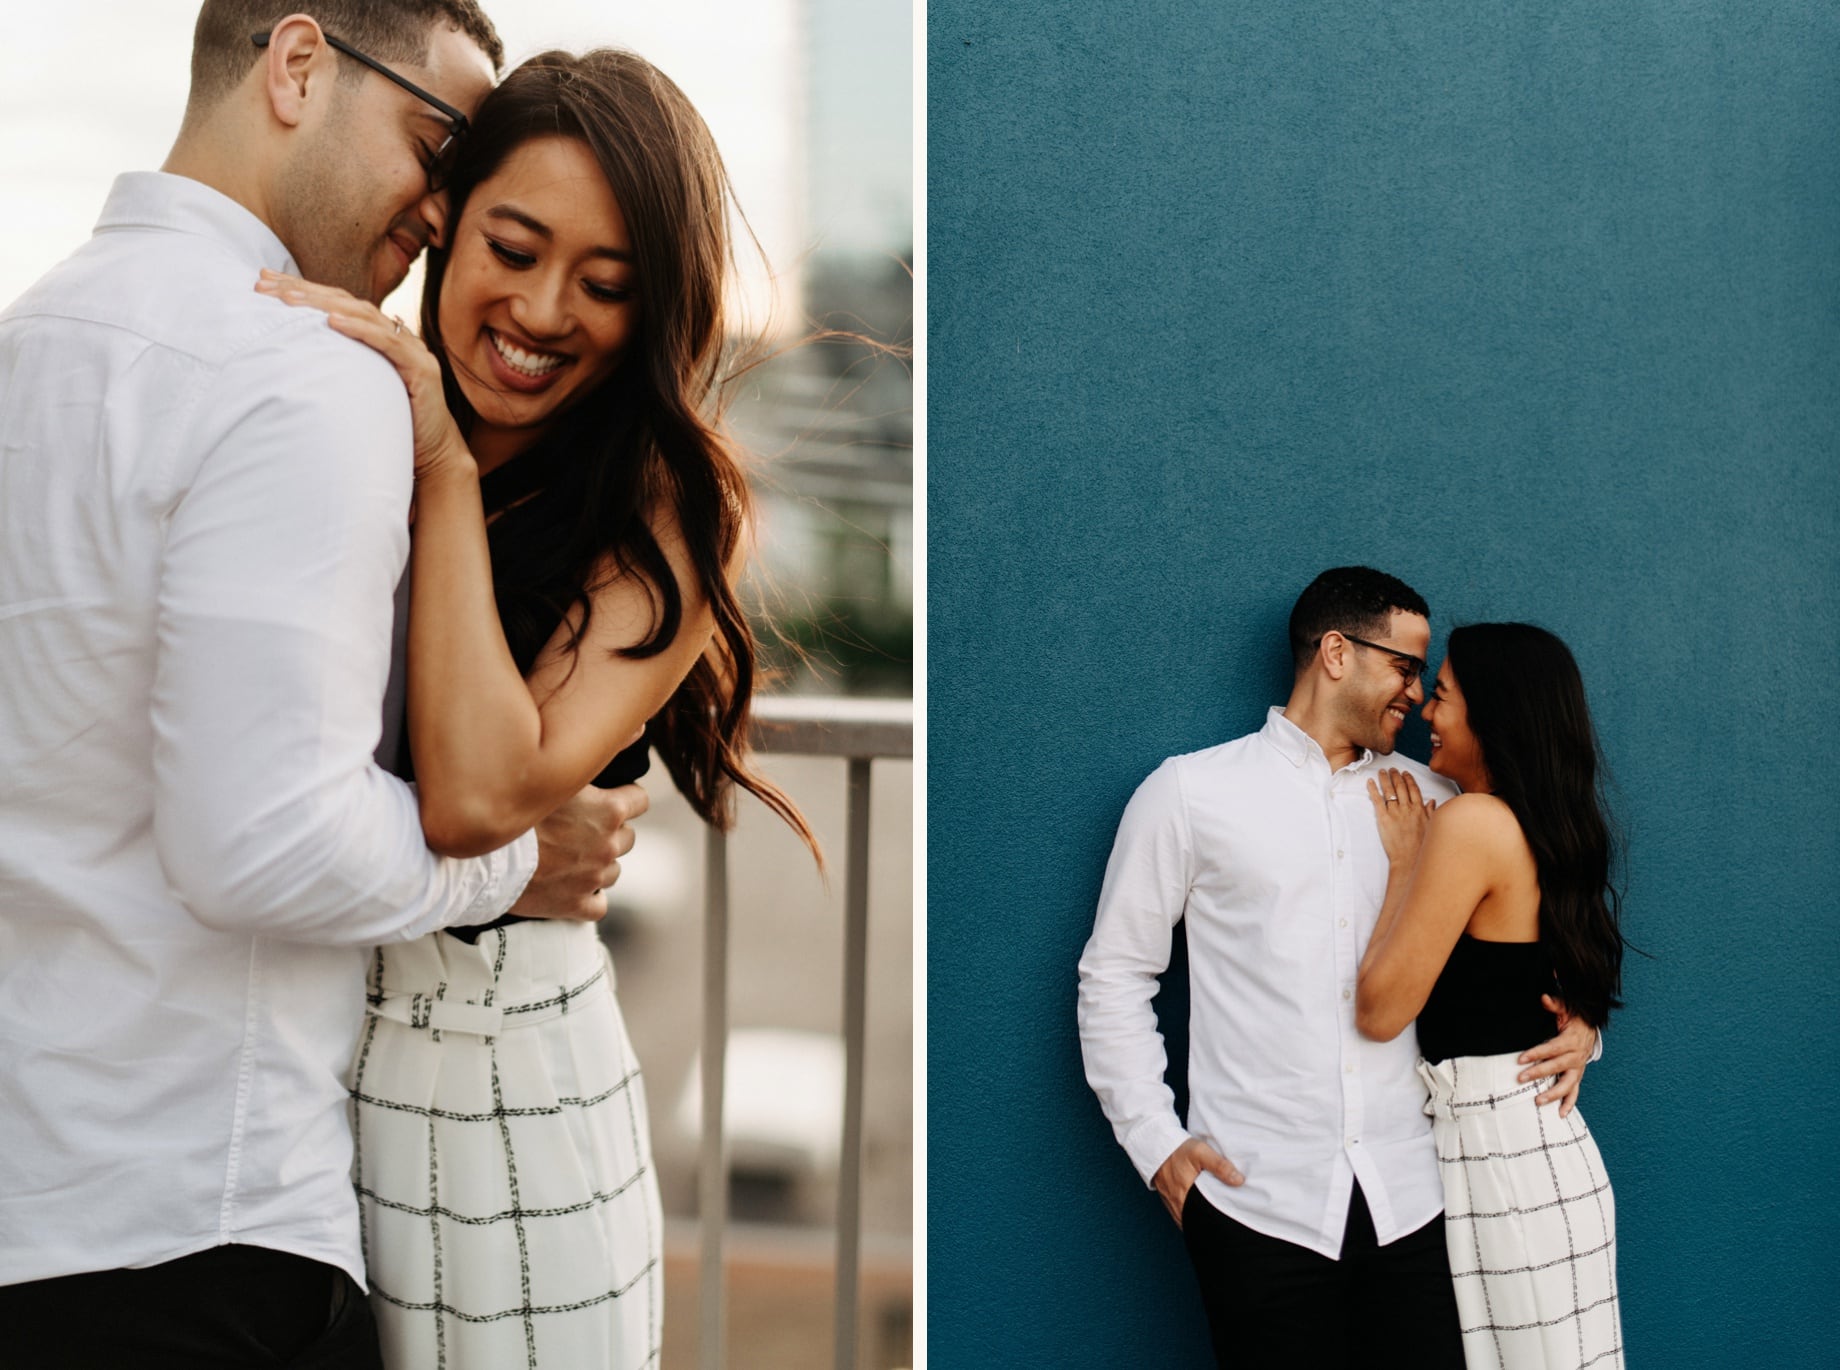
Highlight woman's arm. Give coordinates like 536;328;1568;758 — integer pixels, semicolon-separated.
407;456;713;856
258;272;718;857
1355;788;1510;1042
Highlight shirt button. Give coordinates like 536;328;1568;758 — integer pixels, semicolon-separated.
1339;918;1349;928
1345;1063;1354;1074
1336;849;1345;860
1342;989;1352;1001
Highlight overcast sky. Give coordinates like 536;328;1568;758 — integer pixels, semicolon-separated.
0;0;911;316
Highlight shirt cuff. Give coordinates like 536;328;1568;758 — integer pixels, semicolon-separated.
464;827;538;921
1122;1113;1195;1189
1589;1027;1604;1065
392;827;539;942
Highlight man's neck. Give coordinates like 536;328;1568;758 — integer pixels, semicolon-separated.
161;124;280;245
1279;687;1364;772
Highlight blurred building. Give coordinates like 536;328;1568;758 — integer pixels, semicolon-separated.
735;0;915;700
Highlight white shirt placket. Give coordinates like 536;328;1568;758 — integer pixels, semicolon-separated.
1330;766;1370;1205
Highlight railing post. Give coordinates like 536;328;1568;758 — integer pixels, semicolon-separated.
834;756;872;1370
699;826;731;1370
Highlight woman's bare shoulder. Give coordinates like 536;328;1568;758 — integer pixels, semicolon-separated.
1429;792;1523;848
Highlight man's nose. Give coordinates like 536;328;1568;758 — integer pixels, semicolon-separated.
416;190;451;249
1405;673;1426;705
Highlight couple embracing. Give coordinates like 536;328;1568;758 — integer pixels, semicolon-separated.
1079;566;1627;1369
0;2;814;1366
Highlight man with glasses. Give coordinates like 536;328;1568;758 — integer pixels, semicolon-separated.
1077;566;1599;1368
0;5;641;1365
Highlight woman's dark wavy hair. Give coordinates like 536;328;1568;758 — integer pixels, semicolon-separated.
1445;623;1624;1027
419;48;814;851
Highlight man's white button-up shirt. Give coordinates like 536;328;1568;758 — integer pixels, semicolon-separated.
0;173;537;1287
1078;707;1459;1258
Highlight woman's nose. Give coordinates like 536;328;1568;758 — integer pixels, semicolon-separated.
509;277;571;339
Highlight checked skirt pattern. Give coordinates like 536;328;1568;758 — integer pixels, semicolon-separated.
1419;1053;1624;1370
350;920;662;1369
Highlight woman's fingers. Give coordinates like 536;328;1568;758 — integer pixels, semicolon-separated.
256;270;398;336
1369;769;1443;836
1397;771;1436;819
1369;771;1424;815
256;268;363;310
258;276;378;331
257;271;433;379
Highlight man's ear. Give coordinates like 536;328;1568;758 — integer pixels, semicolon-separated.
260;14;335;130
1318;630;1351;682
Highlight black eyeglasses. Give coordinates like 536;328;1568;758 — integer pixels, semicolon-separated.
253;30;469;192
1326;632;1428;686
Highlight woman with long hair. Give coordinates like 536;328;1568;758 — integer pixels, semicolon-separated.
1355;623;1624;1369
265;47;813;1368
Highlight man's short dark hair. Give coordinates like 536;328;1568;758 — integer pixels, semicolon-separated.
187;0;505;111
1288;566;1430;672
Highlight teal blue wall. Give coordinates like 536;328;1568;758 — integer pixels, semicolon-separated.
929;3;1839;1365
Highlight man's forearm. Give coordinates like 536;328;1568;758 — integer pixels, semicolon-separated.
150;328;538;946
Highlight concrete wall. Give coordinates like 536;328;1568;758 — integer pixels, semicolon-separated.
929;3;1840;1365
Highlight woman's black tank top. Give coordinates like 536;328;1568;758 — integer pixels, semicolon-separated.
1415;934;1559;1065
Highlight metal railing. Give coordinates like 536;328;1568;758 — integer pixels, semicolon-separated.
696;694;913;1370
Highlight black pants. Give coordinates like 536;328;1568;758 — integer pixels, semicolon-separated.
1182;1181;1465;1370
0;1244;383;1369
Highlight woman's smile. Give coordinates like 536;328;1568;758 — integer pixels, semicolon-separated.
484;327;570;389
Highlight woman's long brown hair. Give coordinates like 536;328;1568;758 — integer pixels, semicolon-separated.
1445;623;1624;1028
419;48;816;853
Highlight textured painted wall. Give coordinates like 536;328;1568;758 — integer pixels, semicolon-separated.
928;3;1840;1366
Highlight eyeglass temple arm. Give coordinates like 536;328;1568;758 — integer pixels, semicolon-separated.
250;31;469;132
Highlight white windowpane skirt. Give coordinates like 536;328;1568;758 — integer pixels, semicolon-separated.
350;920;663;1369
1418;1054;1623;1370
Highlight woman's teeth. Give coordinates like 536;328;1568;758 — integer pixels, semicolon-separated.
491;332;564;377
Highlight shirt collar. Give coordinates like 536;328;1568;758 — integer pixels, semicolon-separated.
95;172;298;277
1261;705;1378;774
